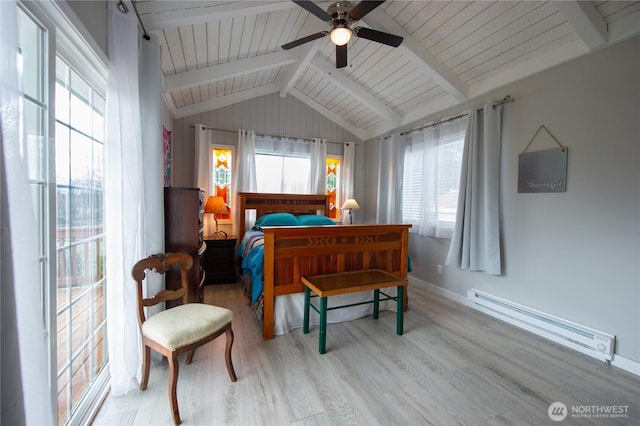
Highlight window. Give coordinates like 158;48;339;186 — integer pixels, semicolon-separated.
17;6;48;326
255;135;311;194
55;56;107;424
17;4;57;418
253;136;342;220
402;116;467;238
326;157;341;219
212;147;232;220
255;153;310;193
17;3;108;424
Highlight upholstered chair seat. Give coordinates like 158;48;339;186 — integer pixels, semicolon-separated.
141;304;233;350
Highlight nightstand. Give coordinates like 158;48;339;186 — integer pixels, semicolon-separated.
202;237;237;285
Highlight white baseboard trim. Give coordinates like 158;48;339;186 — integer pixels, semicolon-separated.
611;354;640;377
408;275;640;378
408;275;467;305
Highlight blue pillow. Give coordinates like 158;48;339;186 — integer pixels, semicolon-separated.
254;212;299;228
296;215;336;226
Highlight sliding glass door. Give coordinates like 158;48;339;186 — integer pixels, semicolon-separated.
54;56;107;424
17;3;108;424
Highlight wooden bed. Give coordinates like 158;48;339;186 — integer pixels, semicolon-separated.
237;192;411;339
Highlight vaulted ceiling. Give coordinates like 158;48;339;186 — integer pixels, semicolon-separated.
138;1;640;141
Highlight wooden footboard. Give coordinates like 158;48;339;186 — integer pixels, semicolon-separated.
261;224;411;339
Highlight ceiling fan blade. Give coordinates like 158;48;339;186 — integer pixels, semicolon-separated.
292;1;331;21
348;1;386;21
354;27;403;47
336;44;347;68
281;32;328;50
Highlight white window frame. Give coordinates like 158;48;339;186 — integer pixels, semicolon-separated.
18;1;109;424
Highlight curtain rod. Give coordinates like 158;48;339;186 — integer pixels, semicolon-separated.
400;95;514;136
189;124;348;145
131;1;151;40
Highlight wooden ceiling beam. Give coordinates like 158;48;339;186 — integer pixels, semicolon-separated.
173;83;280;118
309;57;402;126
140;1;295;31
553;1;608;49
164;50;297;91
280;39;326;97
362;9;469;102
288;88;364;141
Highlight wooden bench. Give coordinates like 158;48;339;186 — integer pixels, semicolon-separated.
301;269;408;354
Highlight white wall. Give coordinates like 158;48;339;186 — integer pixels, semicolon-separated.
171;92;362;188
162;100;174;133
364;35;640;363
363;138;381;224
64;0;107;56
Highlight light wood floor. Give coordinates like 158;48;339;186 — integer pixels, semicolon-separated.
92;282;639;425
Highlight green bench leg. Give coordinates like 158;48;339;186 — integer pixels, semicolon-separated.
396;285;404;335
373;289;380;319
303;286;310;334
319;296;327;354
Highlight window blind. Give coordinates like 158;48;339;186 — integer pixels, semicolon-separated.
402;116;467;238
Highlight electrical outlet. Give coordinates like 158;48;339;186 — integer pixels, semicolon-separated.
437;264;443;274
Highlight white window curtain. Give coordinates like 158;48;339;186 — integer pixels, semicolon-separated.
105;3;164;396
139;32;164;261
255;134;310;156
446;103;503;275
376;133;403;224
0;0;54;423
195;123;211;195
339;142;355;224
402;116;467;238
231;129;257;236
309;138;327;194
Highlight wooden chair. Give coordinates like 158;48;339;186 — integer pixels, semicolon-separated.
132;252;237;425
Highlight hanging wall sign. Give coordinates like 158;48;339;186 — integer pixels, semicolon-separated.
518;125;567;193
518;148;567;192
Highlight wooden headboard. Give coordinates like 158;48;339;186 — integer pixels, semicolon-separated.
237;192;330;240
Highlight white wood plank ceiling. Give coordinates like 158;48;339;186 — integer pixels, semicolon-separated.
137;1;640;140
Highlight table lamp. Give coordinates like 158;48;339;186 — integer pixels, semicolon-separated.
340;198;360;224
204;196;229;238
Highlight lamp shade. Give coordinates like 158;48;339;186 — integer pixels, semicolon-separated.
204;196;229;215
340;198;360;210
330;27;352;46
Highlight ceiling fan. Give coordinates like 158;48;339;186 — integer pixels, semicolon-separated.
281;1;403;68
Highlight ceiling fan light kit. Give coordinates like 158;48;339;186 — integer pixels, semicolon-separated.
283;0;403;68
330;27;352;46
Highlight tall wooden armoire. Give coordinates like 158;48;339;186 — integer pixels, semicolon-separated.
164;187;205;307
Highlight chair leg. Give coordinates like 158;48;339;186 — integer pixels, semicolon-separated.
168;352;181;425
186;349;195;365
140;346;151;391
225;326;237;382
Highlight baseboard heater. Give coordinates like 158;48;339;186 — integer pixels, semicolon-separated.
466;289;615;362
